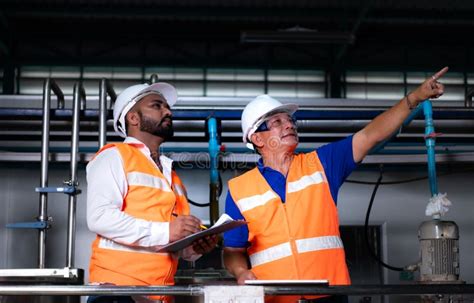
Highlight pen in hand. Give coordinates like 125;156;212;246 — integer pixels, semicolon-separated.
172;213;207;230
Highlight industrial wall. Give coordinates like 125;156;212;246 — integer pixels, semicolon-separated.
0;162;473;297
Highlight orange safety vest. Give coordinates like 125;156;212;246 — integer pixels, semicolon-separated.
89;143;189;301
228;152;350;302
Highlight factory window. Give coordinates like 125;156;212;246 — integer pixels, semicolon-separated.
206;68;265;97
18;66;467;101
145;67;205;96
407;71;464;101
19;66;81;95
17;65;326;99
268;70;325;98
344;71;405;100
344;70;465;101
83;66;142;95
467;73;474;85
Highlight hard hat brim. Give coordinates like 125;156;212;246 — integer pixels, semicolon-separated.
139;82;178;107
261;103;298;120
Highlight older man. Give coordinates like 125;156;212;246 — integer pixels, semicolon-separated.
223;67;448;303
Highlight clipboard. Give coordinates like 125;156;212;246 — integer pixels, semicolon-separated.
157;214;247;252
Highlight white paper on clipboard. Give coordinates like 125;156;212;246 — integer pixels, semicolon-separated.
157;214;247;253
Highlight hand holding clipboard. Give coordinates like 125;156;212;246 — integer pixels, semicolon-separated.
158;214;247;253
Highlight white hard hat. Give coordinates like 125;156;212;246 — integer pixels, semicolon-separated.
113;82;177;137
241;94;298;149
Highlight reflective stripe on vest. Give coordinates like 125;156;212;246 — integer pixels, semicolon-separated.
98;237;169;256
249;242;292;267
236;190;278;212
295;235;344;253
249;236;343;267
287;171;325;193
127;172;171;192
173;184;187;197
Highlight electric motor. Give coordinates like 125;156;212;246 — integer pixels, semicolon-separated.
418;220;460;282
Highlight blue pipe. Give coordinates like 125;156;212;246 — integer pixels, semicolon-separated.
4;108;474;119
423;101;438;196
368;100;439;197
207;117;219;185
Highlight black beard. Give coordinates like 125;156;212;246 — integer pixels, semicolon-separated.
138;112;174;140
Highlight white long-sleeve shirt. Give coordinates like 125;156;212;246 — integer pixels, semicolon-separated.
86;137;199;260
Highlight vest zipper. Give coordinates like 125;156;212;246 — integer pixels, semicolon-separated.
282;203;300;278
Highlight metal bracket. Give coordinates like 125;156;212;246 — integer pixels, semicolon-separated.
0;267;84;284
6;221;49;229
424;132;443;140
35;186;81;194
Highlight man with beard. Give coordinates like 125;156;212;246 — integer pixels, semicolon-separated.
223;67;448;303
86;82;217;303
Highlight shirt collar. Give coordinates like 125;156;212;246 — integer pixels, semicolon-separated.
124;136;174;184
123;136;173;164
256;157;270;174
124;136;146;147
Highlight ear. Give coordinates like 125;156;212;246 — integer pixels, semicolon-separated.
250;133;264;149
126;111;140;128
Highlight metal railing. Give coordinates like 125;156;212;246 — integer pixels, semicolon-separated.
98;78;116;148
38;78;65;268
0;284;473;297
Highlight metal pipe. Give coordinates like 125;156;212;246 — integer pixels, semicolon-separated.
38;79;53;269
150;74;159;84
98;79;107;148
2;119;474;134
79;85;86;111
1;94;472;108
65;83;84;268
0;285;202;296
465;88;473;108
38;79;65;268
50;80;65;110
98;79;116;148
0;284;474;296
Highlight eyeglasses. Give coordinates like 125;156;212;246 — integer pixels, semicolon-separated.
255;115;297;133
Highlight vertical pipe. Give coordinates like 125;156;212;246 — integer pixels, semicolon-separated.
66;83;82;268
99;79;107;148
422;100;438;196
38;79;52;268
150;74;159;84
207;117;219;225
98;79;116;149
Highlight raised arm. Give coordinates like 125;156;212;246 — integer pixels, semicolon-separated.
352;67;448;163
